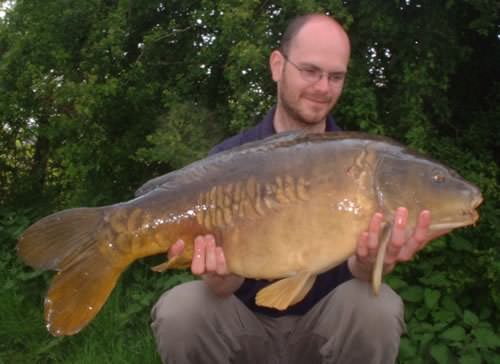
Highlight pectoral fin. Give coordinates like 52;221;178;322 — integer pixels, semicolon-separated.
152;254;192;272
372;223;392;295
255;272;316;310
152;241;194;272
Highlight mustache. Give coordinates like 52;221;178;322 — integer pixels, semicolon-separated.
303;93;332;103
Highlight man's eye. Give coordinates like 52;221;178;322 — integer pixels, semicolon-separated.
328;73;345;82
303;68;319;77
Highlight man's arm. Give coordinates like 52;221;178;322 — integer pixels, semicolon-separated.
348;207;451;281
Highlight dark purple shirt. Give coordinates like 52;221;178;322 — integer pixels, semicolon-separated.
210;107;354;316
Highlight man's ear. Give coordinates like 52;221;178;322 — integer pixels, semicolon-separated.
269;50;284;82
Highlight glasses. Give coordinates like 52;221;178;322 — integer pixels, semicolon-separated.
281;52;346;87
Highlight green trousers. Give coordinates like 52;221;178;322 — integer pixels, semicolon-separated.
151;279;405;364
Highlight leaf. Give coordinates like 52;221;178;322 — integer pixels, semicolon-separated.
420;333;435;349
400;286;424;303
480;307;492;320
424;288;441;309
458;351;481;364
415;307;430;320
440;326;466;342
472;328;500;348
450;235;474;252
441;295;462;316
399;337;417;360
411;322;433;334
432;309;456;324
419;272;451;288
433;322;448;332
463;310;479;327
430;343;450;364
386;275;407;290
483;351;500;364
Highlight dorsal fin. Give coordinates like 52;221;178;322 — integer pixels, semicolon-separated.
134;130;309;197
134;130;409;197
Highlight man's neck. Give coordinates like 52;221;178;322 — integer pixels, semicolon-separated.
273;105;327;134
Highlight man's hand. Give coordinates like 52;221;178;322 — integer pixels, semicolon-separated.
168;234;244;296
348;207;451;281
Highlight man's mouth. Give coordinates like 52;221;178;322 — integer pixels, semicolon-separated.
304;96;331;105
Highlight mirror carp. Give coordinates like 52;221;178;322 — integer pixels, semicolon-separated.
17;131;483;336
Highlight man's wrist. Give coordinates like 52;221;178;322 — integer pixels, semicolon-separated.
348;255;395;282
202;273;244;296
349;255;376;282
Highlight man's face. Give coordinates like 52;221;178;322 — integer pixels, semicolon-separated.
271;19;351;126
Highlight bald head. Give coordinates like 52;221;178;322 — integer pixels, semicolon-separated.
279;14;350;57
270;14;351;133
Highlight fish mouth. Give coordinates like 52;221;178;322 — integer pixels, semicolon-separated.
430;218;475;231
466;193;484;225
429;205;482;232
472;194;484;209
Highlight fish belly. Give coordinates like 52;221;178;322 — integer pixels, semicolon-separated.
221;187;374;280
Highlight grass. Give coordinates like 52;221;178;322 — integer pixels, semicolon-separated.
0;251;194;364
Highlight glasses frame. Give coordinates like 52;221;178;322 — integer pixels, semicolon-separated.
279;51;346;87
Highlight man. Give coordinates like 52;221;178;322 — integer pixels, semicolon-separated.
151;14;445;364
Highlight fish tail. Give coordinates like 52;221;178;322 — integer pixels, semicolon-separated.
17;207;137;336
17;207;107;270
44;242;131;335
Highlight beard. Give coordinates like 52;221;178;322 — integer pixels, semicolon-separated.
278;79;335;127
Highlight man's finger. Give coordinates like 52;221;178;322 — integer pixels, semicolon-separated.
367;212;384;256
414;210;432;251
357;231;369;259
168;239;185;259
215;247;229;275
191;236;206;275
397;210;431;261
205;235;217;272
386;207;407;263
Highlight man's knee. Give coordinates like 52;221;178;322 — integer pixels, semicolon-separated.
331;279;405;334
150;280;224;362
150;280;268;364
151;280;218;337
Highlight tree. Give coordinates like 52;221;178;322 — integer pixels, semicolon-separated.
0;1;498;363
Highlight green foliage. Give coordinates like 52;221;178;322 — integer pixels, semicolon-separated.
0;207;193;364
389;213;500;363
135;101;223;170
0;0;498;363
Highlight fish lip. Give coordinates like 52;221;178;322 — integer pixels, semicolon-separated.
430;208;480;232
466;209;480;225
472;194;484;209
467;193;483;224
430;220;473;231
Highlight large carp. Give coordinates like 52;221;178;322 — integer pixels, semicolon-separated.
17;131;482;336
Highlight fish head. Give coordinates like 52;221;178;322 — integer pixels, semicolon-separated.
374;151;483;232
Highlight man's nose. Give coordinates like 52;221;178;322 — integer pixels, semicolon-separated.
312;74;331;92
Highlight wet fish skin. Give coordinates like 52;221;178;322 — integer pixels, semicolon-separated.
16;131;482;336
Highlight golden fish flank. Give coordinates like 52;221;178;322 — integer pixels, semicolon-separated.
193;175;311;231
16;131;483;336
